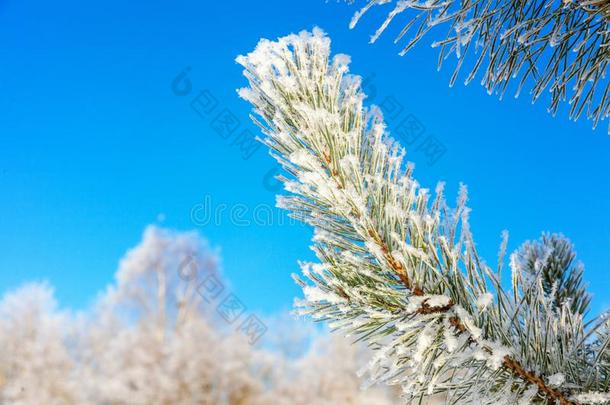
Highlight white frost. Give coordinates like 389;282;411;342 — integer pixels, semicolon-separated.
547;373;565;387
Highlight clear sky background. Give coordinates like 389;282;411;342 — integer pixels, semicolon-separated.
1;0;609;317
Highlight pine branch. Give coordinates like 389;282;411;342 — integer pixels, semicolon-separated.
237;28;610;404
513;233;591;316
342;0;610;133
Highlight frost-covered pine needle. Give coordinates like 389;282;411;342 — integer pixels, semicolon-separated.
343;0;610;133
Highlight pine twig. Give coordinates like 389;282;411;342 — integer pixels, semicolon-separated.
237;28;610;404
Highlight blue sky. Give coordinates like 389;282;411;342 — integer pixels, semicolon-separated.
1;0;609;316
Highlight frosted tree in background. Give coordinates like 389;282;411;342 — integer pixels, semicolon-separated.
0;225;399;404
77;225;264;404
340;0;609;132
260;331;403;404
0;284;84;404
237;28;610;403
80;225;397;404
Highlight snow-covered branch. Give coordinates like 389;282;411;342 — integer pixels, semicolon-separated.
237;28;610;404
342;0;610;133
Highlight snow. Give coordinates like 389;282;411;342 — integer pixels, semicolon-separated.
413;324;436;362
303;286;344;304
443;317;459;352
572;392;610;404
426;295;452;308
486;345;510;371
476;292;494;310
547;373;565;387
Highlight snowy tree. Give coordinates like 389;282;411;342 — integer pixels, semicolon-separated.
236;28;610;404
0;225;401;404
340;0;610;132
0;283;84;405
260;333;402;404
75;225;399;404
78;225;264;404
